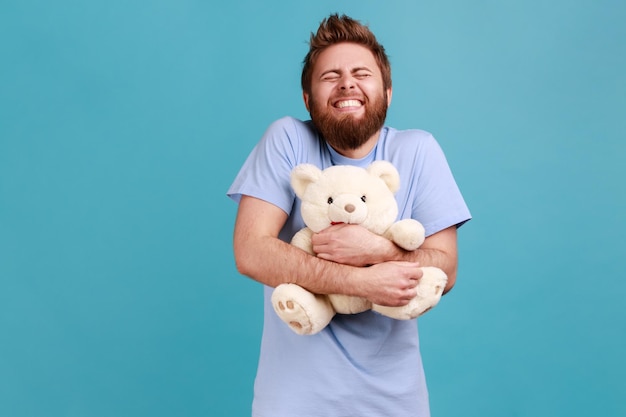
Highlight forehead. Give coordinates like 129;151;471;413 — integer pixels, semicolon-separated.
313;42;380;75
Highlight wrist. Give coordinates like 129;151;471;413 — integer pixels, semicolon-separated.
378;238;404;263
341;266;367;298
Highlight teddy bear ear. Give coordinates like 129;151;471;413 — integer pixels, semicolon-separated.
367;160;400;193
291;164;323;198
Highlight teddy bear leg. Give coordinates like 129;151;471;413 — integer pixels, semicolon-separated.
328;294;371;315
372;267;448;320
271;284;335;335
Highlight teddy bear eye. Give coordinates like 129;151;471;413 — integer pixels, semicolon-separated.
327;197;333;204
361;195;367;202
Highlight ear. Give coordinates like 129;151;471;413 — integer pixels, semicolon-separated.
303;91;311;112
291;164;322;198
386;87;393;107
367;160;400;193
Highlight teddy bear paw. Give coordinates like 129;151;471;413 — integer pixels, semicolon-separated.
276;298;315;334
271;284;334;335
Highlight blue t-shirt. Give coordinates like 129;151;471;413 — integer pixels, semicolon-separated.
228;116;471;417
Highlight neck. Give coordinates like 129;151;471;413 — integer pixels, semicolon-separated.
332;130;380;159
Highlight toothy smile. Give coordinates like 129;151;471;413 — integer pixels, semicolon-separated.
335;99;362;108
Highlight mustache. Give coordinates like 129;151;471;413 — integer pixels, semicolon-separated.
332;91;366;101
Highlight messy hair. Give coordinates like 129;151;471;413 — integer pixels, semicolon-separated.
301;14;392;94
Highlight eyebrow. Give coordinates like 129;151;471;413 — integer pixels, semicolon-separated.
351;66;373;73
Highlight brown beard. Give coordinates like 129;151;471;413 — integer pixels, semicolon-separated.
309;91;388;151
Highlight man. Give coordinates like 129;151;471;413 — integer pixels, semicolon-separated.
227;14;471;417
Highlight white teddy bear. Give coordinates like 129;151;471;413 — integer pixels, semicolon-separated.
271;161;448;335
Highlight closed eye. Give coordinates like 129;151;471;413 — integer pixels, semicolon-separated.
320;70;341;82
353;67;373;78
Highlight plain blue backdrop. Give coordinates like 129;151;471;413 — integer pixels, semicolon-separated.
1;0;624;416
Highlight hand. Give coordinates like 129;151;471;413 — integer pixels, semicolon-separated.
312;223;395;266
357;261;424;307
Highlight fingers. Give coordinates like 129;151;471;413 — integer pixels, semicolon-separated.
347;259;426;306
403;283;418;298
390;288;417;306
396;264;423;304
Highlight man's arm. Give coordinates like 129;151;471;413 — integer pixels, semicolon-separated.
312;224;459;293
233;195;426;306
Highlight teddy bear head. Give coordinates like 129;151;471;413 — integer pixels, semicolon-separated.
290;161;401;235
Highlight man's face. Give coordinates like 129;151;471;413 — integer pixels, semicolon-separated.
303;43;392;153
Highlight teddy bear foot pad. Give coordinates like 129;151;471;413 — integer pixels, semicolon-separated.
271;283;335;335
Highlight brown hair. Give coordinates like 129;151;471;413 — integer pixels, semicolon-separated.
301;14;392;94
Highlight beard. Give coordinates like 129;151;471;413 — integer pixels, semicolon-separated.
308;91;388;151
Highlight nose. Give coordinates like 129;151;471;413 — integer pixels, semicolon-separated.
344;204;355;213
339;76;356;90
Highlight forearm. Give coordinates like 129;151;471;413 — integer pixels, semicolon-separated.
316;224;459;292
234;233;361;296
235;233;429;307
233;196;428;306
232;196;362;296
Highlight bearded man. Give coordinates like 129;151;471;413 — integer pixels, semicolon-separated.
227;14;471;417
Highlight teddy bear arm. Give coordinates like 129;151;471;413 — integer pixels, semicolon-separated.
385;219;426;251
291;227;315;255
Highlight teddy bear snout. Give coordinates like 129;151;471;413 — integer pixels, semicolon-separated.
327;195;367;225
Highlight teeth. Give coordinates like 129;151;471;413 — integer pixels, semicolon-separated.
336;100;361;108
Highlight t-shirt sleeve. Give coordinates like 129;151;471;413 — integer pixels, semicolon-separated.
407;133;471;236
227;117;300;214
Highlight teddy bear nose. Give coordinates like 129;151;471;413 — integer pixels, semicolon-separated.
344;204;355;213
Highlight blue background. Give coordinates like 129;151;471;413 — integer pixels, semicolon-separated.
1;0;624;416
